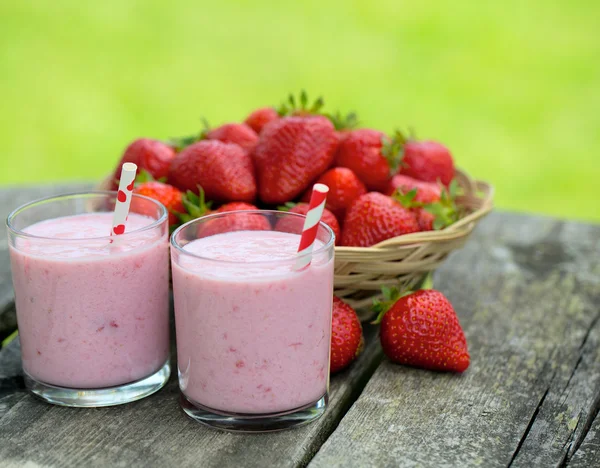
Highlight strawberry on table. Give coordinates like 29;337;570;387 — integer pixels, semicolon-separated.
301;167;366;222
335;129;404;192
400;140;455;186
252;115;338;204
374;288;470;372
113;138;175;187
341;192;419;247
134;181;184;226
205;123;259;152
330;296;363;374
168;140;257;203
244;107;279;134
279;202;342;245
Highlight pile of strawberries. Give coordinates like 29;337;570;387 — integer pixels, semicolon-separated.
110;91;460;245
110;92;470;376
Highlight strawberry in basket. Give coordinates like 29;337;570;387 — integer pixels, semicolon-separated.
169;140;257;203
112;138;176;188
300;167;366;223
398;138;455;187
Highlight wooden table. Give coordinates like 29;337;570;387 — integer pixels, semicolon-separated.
0;185;599;468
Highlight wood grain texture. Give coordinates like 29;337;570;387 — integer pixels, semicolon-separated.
0;325;382;468
309;214;600;468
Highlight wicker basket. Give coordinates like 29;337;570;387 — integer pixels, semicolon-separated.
334;168;493;319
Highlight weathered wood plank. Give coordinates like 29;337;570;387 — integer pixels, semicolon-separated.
0;325;382;468
309;214;600;468
569;410;600;467
0;184;92;338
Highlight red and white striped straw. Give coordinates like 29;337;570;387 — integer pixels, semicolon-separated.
111;162;137;236
295;183;329;270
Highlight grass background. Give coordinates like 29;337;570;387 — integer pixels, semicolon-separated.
1;0;598;221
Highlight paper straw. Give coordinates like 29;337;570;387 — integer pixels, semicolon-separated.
111;162;137;236
295;183;329;270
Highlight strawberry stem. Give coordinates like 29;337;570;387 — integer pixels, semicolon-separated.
278;90;325;116
178;186;212;224
381;130;409;176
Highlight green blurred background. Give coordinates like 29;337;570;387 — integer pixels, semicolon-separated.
1;0;598;221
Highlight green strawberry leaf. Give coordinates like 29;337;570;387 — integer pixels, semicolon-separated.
371;286;405;324
326;111;359;131
381;130;409;175
179;186;212;223
169;133;202;152
135;169;154;184
277;202;297;212
278;90;325;116
422;181;463;230
392;188;420;208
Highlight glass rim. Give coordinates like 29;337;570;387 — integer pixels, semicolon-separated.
6;191;168;242
170;209;336;265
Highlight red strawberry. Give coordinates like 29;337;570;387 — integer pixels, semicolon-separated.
385;174;441;203
169;140;257;203
281;203;342;245
301;168;366;222
330;297;363;374
413;208;435;231
113;138;175;187
205;123;259;152
341;192;419;247
335;129;403;192
253;115;338;204
400;140;455;186
216;202;259;213
376;289;470;372
244;107;279;134
199;202;269;236
134;181;184;226
391;179;461;232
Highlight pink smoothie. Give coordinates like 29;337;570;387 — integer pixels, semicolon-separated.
172;230;334;414
9;212;170;388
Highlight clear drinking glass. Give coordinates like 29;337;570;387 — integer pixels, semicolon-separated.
7;192;171;407
170;210;335;431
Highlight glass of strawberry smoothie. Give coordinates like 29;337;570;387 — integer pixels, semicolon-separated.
7;192;171;407
171;210;335;431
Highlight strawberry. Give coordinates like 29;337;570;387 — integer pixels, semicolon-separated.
413;208;435;231
134;181;184;226
279;203;342;245
385;174;441;203
168;140;257;203
341;192;419;247
301;168;366;222
205;123;259;152
374;288;470;372
113;138;175;187
244;107;279;134
400;140;455;186
252;115;338;204
335;129;403;192
391;179;462;232
199;202;270;236
330;297;363;374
